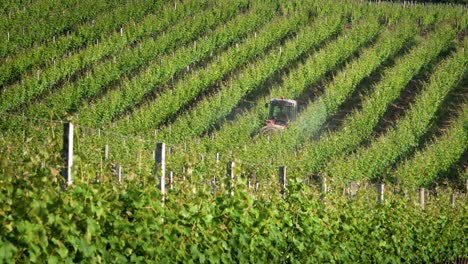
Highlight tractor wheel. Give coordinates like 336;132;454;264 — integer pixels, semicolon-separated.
261;125;282;135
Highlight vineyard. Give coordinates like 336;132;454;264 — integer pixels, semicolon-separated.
0;0;467;262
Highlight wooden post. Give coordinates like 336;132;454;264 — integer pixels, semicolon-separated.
321;177;327;195
279;166;286;197
104;144;109;160
249;171;257;192
155;143;166;199
403;190;409;199
450;193;455;209
211;176;216;194
419;188;425;209
226;161;234;193
93;172;100;184
349;181;357;199
61;123;74;187
378;184;384;204
116;165;122;183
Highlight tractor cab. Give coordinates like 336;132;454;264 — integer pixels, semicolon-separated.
265;97;297;126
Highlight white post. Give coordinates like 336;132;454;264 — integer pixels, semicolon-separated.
169;171;174;190
216;153;220;163
116;165;122;183
156;143;166;199
120;27;123;36
61;123;74;187
104;144;109;160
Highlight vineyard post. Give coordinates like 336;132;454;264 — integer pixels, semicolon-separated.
378;184;384;205
156;143;166;200
321;177;327;197
216;153;220;163
279;166;286;197
450;193;455;209
419;188;425;209
226;161;234;195
349;181;357;199
104;144;109;160
61;122;74;188
251;171;258;192
210;176;216;194
116;165;122;183
169;171;173;190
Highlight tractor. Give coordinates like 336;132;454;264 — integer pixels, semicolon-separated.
261;97;297;134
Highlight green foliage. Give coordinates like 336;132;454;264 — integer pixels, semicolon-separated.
0;165;466;261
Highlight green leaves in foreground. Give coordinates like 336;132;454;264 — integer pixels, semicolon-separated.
0;163;466;262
